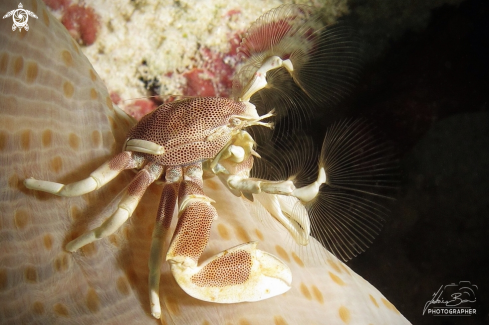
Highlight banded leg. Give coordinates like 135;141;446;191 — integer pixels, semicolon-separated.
24;151;145;196
148;167;181;319
66;162;164;252
166;162;292;303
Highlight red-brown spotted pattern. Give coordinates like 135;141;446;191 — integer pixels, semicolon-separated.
191;250;252;287
156;183;179;230
108;151;144;171
169;200;216;262
127;97;247;166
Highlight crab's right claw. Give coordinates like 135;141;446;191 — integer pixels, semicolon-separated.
169;242;292;303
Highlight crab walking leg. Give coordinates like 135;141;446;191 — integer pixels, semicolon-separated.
66;163;164;252
166;163;292;303
24;152;146;196
148;167;182;319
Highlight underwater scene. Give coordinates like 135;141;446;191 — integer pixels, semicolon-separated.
0;0;487;324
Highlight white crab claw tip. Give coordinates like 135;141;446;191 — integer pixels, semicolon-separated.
256;250;292;288
151;312;161;319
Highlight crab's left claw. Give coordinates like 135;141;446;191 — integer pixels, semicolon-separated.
169;242;292;303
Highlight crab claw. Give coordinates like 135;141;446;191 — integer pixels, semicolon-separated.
169;242;292;303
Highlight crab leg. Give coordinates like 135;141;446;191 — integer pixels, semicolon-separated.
66;162;164;252
24;152;145;196
148;167;181;319
166;162;292;303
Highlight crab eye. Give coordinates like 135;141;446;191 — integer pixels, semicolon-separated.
229;117;241;126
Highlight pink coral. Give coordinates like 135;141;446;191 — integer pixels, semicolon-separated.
61;4;100;45
125;99;158;121
183;69;216;97
181;33;242;98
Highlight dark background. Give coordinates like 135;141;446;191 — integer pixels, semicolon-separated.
342;0;488;324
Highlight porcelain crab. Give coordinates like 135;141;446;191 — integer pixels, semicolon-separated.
24;4;393;320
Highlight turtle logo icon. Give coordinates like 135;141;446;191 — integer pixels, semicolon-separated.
3;3;38;32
